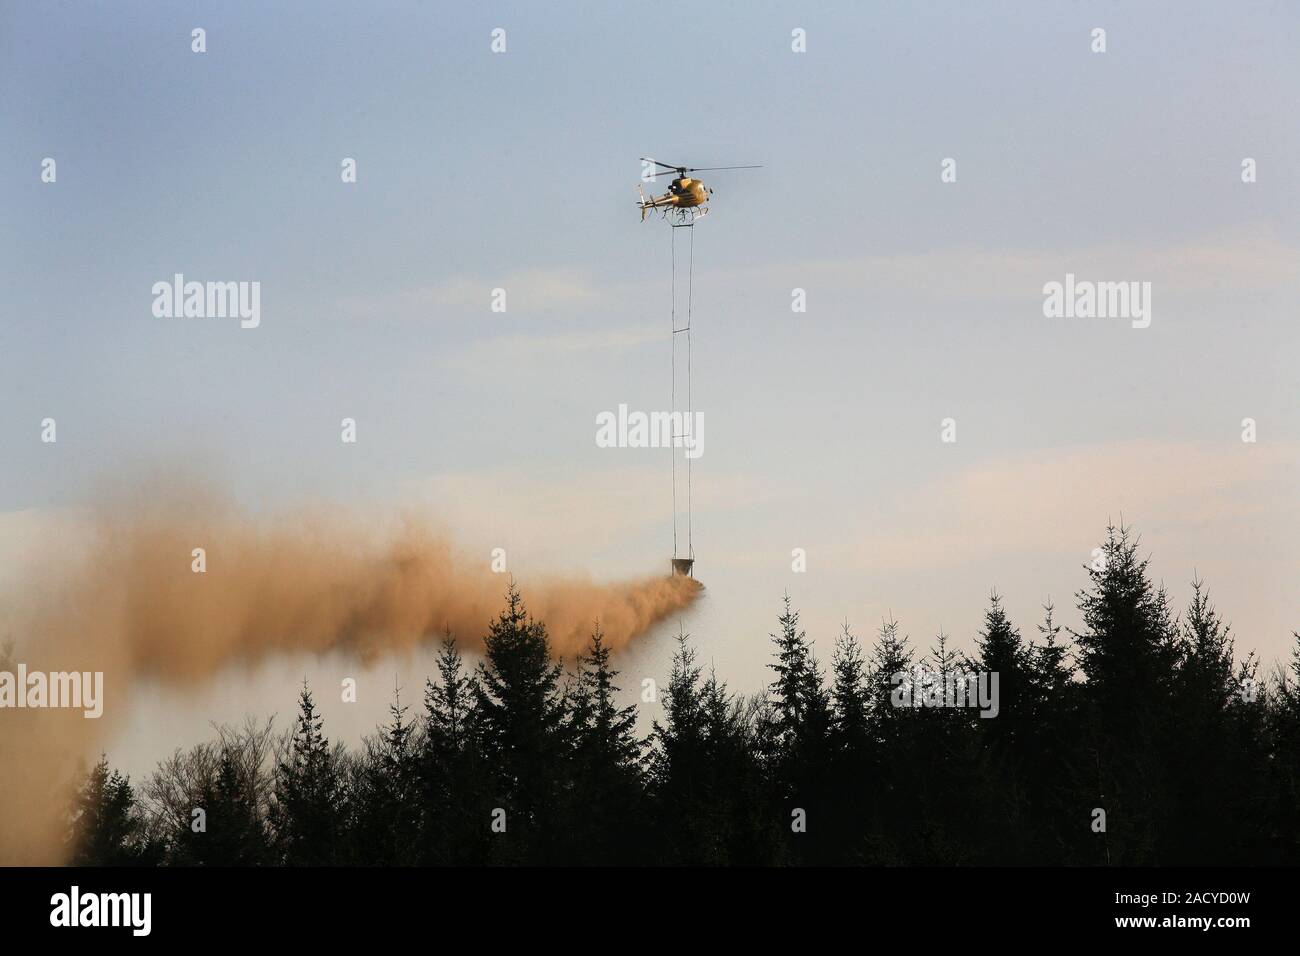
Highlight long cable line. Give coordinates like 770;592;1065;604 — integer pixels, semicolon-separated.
671;223;677;558
670;220;695;563
686;224;693;560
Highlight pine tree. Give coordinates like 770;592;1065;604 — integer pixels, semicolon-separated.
861;616;917;863
1021;600;1081;862
882;628;984;864
1030;600;1075;716
1164;578;1270;862
973;593;1031;748
207;746;269;864
1073;525;1180;709
964;596;1036;862
66;757;156;865
472;582;566;862
1271;633;1300;862
1178;577;1236;712
349;684;421;864
172;746;269;865
655;629;705;756
830;621;870;758
767;594;830;748
648;629;708;862
1220;651;1273;861
826;621;873;860
564;624;648;862
570;626;642;776
426;633;477;756
866;615;913;730
763;595;832;862
1071;525;1180;863
699;669;778;865
271;683;345;865
418;632;490;863
930;630;957;682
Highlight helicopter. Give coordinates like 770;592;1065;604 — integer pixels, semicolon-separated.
638;158;761;221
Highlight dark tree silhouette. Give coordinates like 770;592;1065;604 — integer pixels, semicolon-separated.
472;581;566;862
271;683;345;865
1071;525;1181;863
830;622;870;757
349;685;421;865
1022;601;1082;862
1271;633;1300;862
66;757;156;866
860;616;920;863
764;595;832;862
172;747;270;866
419;634;490;864
68;524;1300;867
646;630;708;862
825;622;872;858
563;624;648;863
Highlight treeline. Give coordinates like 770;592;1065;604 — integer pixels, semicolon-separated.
67;526;1300;865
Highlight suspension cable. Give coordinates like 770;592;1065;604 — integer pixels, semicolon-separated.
686;224;693;559
670;225;677;558
669;216;696;563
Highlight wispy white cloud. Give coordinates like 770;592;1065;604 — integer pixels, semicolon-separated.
342;226;1300;327
822;439;1300;575
720;225;1300;306
340;267;605;320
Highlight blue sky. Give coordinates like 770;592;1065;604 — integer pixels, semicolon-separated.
2;2;1298;771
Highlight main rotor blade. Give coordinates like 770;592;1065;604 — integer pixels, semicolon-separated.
640;157;684;171
679;165;763;172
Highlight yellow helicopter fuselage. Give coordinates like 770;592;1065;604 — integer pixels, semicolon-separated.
665;177;708;208
642;177;709;211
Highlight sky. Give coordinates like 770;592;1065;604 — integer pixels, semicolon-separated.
2;1;1298;777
